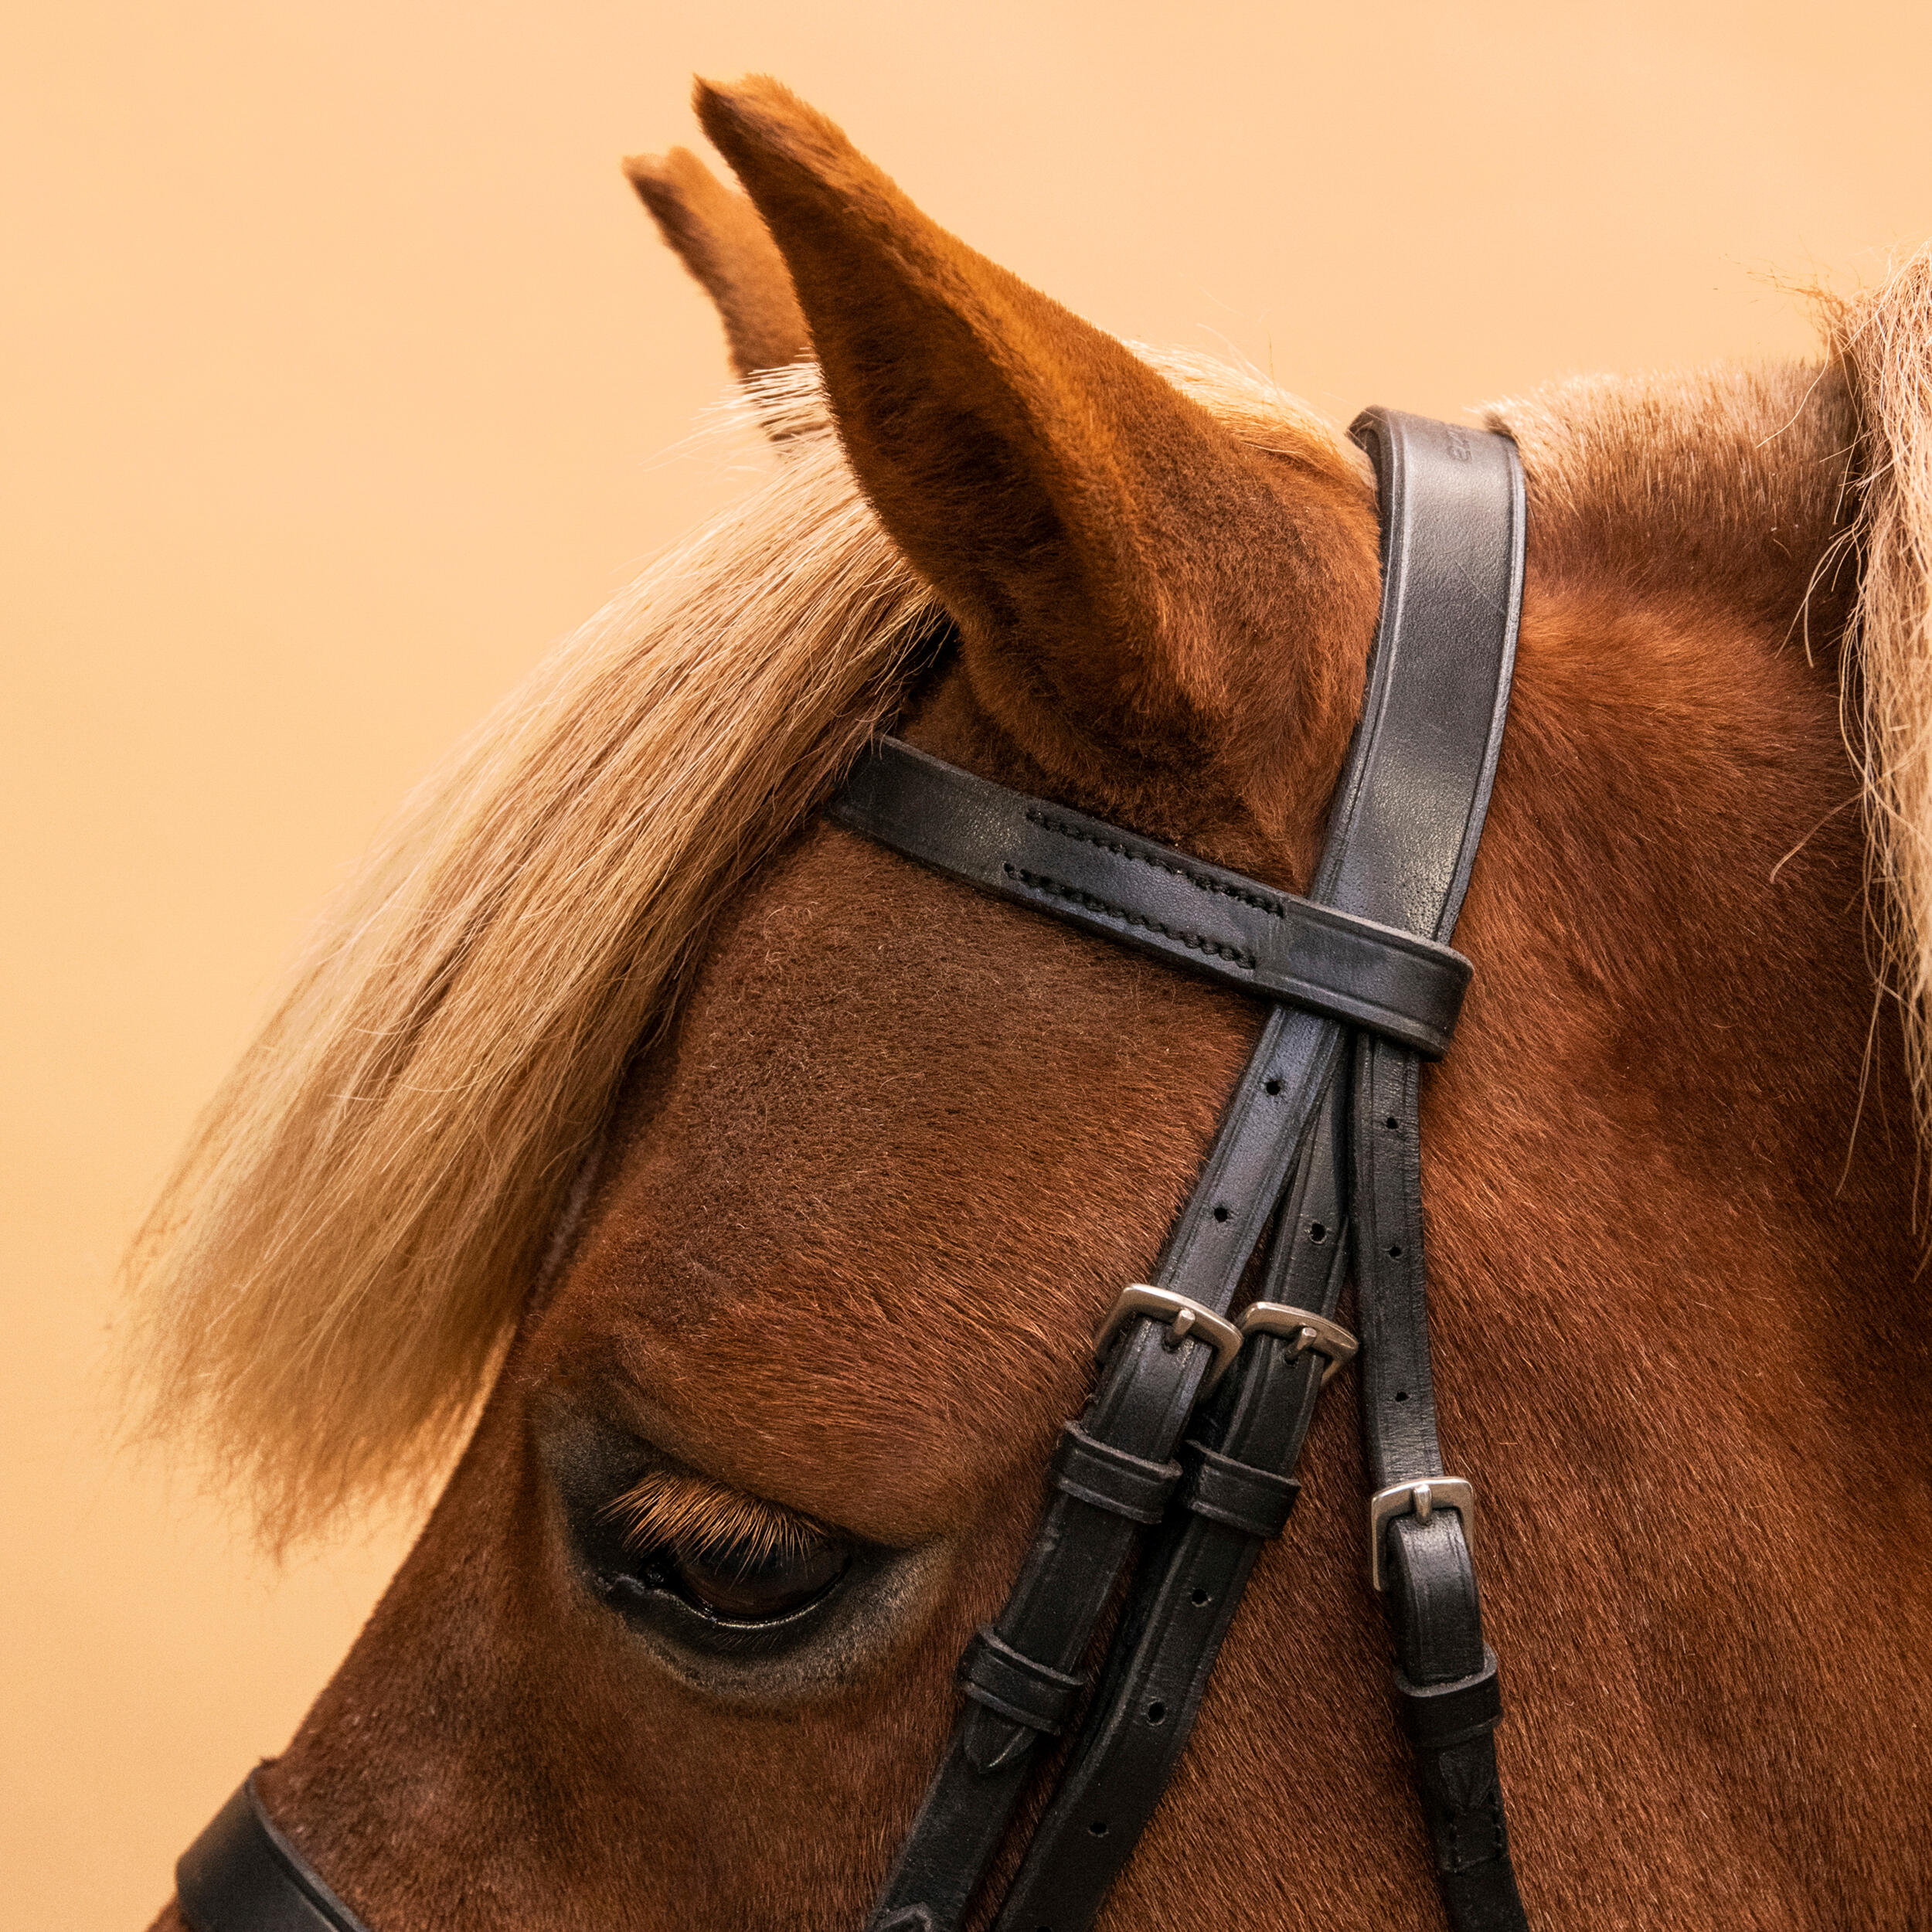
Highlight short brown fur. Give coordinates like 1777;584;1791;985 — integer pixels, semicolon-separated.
145;77;1930;1932
623;144;811;380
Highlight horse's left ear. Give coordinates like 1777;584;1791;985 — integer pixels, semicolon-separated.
693;75;1380;818
623;146;813;386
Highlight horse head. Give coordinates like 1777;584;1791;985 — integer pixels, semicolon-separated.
139;77;1931;1931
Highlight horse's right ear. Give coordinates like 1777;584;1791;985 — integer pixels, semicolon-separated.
692;77;1380;822
623;146;812;388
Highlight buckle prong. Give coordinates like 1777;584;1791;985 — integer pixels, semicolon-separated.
1236;1302;1358;1386
1368;1477;1477;1591
1094;1285;1242;1393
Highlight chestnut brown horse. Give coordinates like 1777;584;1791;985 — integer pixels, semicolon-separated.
137;77;1932;1930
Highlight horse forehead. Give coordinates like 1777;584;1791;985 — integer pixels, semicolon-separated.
539;818;1262;1517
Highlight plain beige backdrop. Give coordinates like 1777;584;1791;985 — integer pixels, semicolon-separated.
9;2;1932;1923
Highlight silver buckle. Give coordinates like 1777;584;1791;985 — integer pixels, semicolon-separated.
1094;1284;1243;1393
1367;1478;1477;1591
1236;1302;1359;1386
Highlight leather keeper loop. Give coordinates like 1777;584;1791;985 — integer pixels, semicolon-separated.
1049;1423;1181;1525
1178;1440;1301;1539
1393;1647;1505;1753
957;1627;1086;1736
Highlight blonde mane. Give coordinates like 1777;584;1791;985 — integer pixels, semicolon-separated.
128;281;1932;1542
1830;246;1932;1157
125;352;1342;1543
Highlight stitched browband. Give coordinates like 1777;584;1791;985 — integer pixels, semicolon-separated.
830;743;1474;1059
171;410;1531;1932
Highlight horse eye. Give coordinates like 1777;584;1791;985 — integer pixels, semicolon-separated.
656;1530;851;1623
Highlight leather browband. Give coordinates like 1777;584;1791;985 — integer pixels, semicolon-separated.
171;409;1531;1932
830;741;1474;1058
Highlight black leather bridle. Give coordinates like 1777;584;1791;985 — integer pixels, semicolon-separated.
177;409;1531;1932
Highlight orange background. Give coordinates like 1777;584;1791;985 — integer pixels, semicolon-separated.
9;3;1932;1923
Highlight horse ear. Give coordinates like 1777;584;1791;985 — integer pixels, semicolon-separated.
622;146;813;387
692;76;1379;811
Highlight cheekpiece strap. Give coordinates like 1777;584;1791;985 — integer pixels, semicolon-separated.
855;409;1530;1932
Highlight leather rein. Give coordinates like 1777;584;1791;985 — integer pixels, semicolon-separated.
176;409;1532;1932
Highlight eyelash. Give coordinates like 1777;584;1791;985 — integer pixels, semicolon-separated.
603;1469;831;1570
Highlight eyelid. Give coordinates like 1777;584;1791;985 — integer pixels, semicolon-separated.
604;1469;836;1566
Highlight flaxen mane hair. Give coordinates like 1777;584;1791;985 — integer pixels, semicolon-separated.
125;352;1344;1543
128;274;1932;1542
1829;246;1932;1149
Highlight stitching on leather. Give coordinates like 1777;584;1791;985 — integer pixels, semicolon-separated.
1022;808;1284;917
1003;863;1257;969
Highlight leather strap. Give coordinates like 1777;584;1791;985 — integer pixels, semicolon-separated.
1346;404;1526;1931
169;411;1530;1932
1354;1032;1524;1927
1049;1425;1182;1524
832;740;1472;1058
176;1772;369;1932
866;1002;1349;1931
1179;1439;1301;1539
859;410;1529;1932
990;1072;1353;1932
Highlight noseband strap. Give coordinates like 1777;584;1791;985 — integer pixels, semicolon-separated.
177;1772;374;1932
172;410;1530;1932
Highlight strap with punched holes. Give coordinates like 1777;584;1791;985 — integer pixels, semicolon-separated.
854;409;1529;1932
168;410;1532;1932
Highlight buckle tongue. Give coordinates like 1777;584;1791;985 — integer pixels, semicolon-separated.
1093;1284;1243;1393
1236;1301;1359;1386
1368;1477;1477;1591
